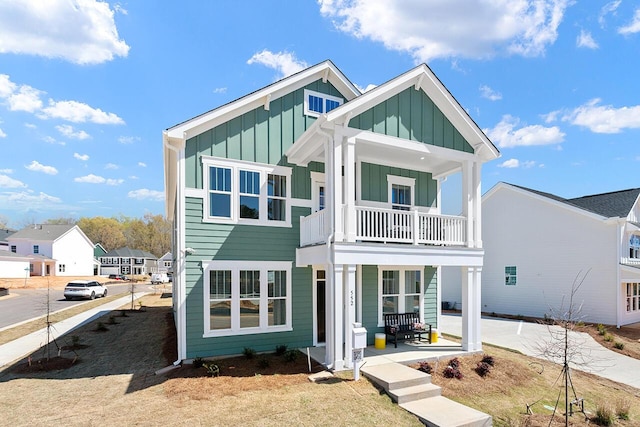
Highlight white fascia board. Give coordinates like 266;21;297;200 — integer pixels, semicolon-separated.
285;116;327;166
165;61;360;141
484;182;609;222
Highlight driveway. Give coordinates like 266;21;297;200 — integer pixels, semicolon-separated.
440;314;640;390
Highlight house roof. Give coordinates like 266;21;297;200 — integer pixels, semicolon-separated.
0;229;15;241
0;251;31;261
8;224;75;241
498;183;640;219
102;247;157;259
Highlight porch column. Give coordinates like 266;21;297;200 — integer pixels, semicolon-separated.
328;264;344;370
473;161;482;248
462;160;474;248
333;133;344;242
461;266;482;351
343;264;357;368
345;137;356;243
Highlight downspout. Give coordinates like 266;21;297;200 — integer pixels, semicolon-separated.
164;135;186;366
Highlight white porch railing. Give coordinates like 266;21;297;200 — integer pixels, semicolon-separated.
300;209;328;246
621;257;640;266
300;205;467;247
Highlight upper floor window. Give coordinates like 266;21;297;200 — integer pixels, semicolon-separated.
10;245;16;253
630;235;640;259
505;266;517;285
33;245;39;254
203;157;292;227
387;175;415;211
303;89;343;117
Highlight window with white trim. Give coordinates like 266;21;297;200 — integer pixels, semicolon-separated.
303;89;343;117
630;235;640;259
203;260;292;337
505;266;517;285
378;267;422;325
627;283;639;312
203;157;292;226
387;175;415;211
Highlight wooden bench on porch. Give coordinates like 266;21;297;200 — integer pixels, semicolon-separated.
384;313;432;348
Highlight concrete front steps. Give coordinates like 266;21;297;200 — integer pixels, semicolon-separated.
361;362;492;427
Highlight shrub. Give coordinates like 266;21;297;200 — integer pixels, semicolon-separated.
417;361;432;374
592;403;615;426
597;324;607;335
447;357;460;369
614;341;625;350
443;366;463;379
603;333;613;342
275;344;288;356
475;361;491;377
243;347;256;359
257;357;270;369
193;356;204;369
615;399;631;420
480;355;495;366
203;362;220;377
283;349;298;363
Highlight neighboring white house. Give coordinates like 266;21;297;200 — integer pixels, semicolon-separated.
443;183;640;327
0;251;31;279
6;224;95;276
153;251;173;274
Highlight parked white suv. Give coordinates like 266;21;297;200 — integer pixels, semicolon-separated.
64;280;108;300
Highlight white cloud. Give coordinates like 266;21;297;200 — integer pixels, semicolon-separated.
212;87;227;94
0;74;43;113
318;0;571;62
0;174;27;188
2;190;61;204
560;98;640;133
576;30;598;49
42;135;64;145
0;128;5;138
127;189;164;201
480;85;502;101
0;168;13;173
118;135;139;144
498;158;520;168
355;83;376;93
138;162;147;167
619;8;640;35
25;160;58;175
484;115;565;148
40;100;125;124
74;152;89;161
105;163;119;170
247;50;308;79
74;173;123;185
599;1;621;27
0;0;129;65
56;124;90;140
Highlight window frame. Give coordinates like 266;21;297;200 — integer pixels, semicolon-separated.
33;245;39;254
626;283;639;313
303;89;344;117
630;235;640;259
505;266;517;286
377;266;424;326
202;260;293;337
202;156;292;227
387;175;415;211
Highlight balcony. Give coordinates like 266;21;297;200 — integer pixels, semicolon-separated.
300;206;467;247
621;257;640;267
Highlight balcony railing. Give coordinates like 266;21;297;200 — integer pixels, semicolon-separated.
621;257;640;266
300;205;467;247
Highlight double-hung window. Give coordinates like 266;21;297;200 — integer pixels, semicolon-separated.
505;266;517;285
203;261;292;337
203;157;292;226
627;283;639;312
303;89;344;117
378;267;423;325
388;175;415;211
630;235;640;259
33;245;39;254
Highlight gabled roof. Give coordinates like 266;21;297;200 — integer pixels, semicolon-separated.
488;182;640;219
102;247;157;259
0;229;15;241
9;224;75;241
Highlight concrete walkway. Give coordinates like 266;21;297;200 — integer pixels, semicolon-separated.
0;292;149;371
440;314;640;390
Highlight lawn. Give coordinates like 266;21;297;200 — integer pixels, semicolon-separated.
0;294;638;427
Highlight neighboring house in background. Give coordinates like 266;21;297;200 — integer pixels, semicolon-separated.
0;229;16;251
0;251;31;279
6;224;95;276
93;243;107;275
152;252;173;274
443;182;640;327
99;247;157;276
163;60;499;368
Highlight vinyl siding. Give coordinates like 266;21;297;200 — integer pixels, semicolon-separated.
349;87;474;153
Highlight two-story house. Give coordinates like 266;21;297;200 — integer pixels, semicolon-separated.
99;247;157;276
445;182;640;328
163;61;499;369
6;224;94;276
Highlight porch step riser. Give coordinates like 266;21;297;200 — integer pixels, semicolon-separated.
390;384;441;404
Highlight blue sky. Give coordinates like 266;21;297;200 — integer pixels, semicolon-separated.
1;1;639;227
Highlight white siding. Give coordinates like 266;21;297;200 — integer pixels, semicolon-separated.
51;229;94;276
0;259;30;278
481;186;619;325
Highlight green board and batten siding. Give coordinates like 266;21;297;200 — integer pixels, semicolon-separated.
360;162;437;207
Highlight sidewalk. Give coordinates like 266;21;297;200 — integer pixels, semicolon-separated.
440;314;640;390
0;292;149;371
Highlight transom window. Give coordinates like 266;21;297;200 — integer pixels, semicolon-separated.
303;89;343;117
627;283;639;313
378;267;423;325
387;175;415;211
203;157;292;227
203;261;292;337
505;266;517;285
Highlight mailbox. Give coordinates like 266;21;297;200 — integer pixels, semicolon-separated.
352;322;367;349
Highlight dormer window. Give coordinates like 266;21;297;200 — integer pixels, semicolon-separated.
304;89;343;117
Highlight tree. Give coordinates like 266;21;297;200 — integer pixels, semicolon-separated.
77;216;126;251
45;217;77;225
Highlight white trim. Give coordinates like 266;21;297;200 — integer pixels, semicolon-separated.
387;175;416;209
310;171;326;213
201;260;292;338
202;156;292;227
304;89;344;118
377;266;424;327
